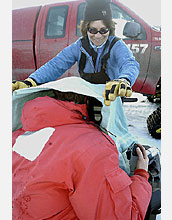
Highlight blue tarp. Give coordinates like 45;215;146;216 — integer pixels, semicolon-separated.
12;76;137;173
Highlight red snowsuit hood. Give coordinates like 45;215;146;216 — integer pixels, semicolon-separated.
21;96;89;131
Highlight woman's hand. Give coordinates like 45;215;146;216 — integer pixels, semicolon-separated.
103;79;132;106
136;144;149;172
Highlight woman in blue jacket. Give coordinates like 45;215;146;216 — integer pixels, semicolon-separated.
12;0;139;105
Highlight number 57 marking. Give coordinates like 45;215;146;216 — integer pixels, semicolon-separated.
127;44;149;54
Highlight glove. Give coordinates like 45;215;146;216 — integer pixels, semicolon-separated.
12;78;37;92
103;78;132;106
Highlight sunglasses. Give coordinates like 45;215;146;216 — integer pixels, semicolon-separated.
88;27;109;35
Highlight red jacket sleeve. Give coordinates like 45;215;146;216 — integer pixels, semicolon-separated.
69;144;152;220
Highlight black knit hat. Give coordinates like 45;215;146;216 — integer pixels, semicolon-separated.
83;0;112;21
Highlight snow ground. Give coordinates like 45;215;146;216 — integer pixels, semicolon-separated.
123;93;161;151
123;92;161;220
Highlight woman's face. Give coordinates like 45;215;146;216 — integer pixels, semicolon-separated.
87;20;109;47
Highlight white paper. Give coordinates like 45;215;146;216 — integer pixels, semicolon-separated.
13;127;55;161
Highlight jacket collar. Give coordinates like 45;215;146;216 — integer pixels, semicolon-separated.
21;96;88;131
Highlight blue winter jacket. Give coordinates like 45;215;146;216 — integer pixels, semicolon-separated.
29;36;139;86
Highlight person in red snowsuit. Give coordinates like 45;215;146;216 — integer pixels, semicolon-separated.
12;91;152;219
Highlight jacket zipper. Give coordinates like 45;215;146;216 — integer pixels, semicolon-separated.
80;47;96;73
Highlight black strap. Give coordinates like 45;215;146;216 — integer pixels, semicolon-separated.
80;36;98;69
101;37;120;71
79;52;87;74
